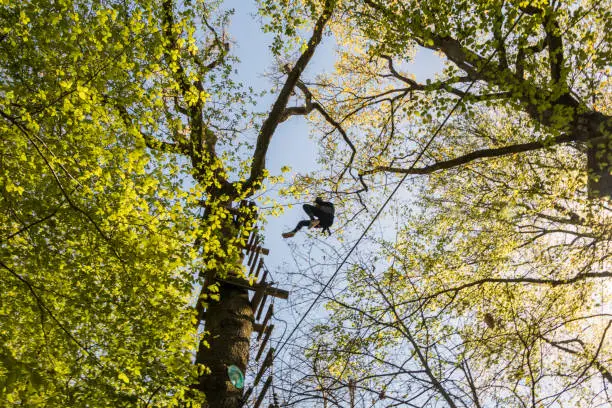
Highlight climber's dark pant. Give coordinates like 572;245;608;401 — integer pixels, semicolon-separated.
292;204;333;232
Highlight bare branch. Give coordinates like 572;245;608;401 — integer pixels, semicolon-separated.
360;133;582;177
542;320;612;385
242;0;335;194
281;79;370;196
411;272;612;304
196;12;230;72
381;55;489;100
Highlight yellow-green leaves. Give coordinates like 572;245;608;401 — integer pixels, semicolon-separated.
118;372;130;384
286;1;611;403
0;0;218;406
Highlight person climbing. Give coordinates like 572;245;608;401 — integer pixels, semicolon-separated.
282;197;334;238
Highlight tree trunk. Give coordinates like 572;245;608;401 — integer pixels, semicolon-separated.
587;136;612;198
569;110;611;198
196;283;253;408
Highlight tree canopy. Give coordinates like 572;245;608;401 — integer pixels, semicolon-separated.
296;0;611;197
1;0;333;405
277;0;611;406
0;0;225;404
1;0;610;407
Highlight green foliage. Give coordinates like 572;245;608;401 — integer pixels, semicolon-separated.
302;113;611;404
303;0;611;196
286;0;611;406
0;0;261;405
257;0;323;55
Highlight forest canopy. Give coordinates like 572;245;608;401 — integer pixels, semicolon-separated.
282;0;611;406
1;0;610;407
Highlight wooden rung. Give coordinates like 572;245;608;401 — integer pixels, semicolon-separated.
256;325;274;359
248;247;260;269
255;293;268;321
254;259;264;280
216;277;290;299
254;349;274;387
251;287;265;313
251;267;268;311
265;286;288;300
258;320;273;343
245;245;270;256
214;277;254;290
253;323;264;333
247;236;260;264
259;304;273;331
259;268;269;285
253;376;273;408
247;235;260;261
246;228;258;252
242;386;253;402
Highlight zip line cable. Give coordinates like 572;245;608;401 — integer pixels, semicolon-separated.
273;10;527;363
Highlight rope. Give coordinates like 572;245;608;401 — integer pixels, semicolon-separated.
273;7;527;365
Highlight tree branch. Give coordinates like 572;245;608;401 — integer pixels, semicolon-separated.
542;10;566;85
162;0;233;196
198;13;230;72
542;320;612;385
0;109;128;270
113;102;187;154
3;203;63;241
412;272;612;304
361;133;582;176
0;260;94;362
374;283;460;408
241;0;334;194
279;79;370;195
491;5;508;70
381;55;477;98
161;0;198;95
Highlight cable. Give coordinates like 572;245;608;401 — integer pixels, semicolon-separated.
272;9;527;363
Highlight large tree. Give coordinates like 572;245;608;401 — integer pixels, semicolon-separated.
284;109;611;407
290;0;611;198
1;0;335;406
274;0;611;406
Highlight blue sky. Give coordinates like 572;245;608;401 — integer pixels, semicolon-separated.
221;3;451;389
224;0;445;271
222;1;449;401
222;5;448;372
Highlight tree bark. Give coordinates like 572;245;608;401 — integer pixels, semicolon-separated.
196;283;253;408
587;135;612;198
572;111;612;198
